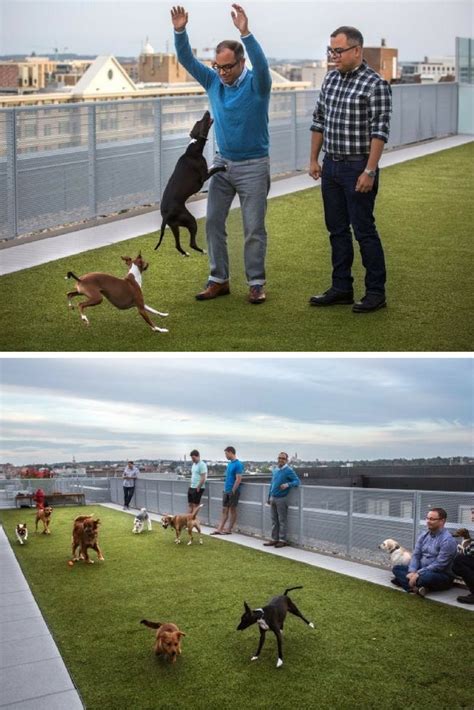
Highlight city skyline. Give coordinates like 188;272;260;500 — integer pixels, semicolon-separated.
1;357;472;465
2;1;471;61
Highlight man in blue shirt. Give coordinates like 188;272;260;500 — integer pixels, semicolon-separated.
171;4;272;304
263;452;300;548
211;446;244;535
392;507;458;597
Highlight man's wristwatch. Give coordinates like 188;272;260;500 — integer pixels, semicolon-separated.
364;168;377;178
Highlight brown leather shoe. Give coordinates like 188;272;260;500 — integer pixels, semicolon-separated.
274;541;288;548
195;281;230;301
263;540;277;546
248;285;266;304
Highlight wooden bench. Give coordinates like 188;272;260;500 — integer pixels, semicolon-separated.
15;493;34;508
15;492;86;507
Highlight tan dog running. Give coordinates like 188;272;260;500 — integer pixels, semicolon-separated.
70;515;104;564
161;504;203;545
35;506;53;534
140;620;186;663
66;254;168;332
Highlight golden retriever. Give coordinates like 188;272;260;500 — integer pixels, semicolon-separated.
35;506;53;534
140;620;186;663
161;504;203;545
70;515;104;564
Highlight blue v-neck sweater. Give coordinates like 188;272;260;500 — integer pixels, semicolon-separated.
175;30;272;161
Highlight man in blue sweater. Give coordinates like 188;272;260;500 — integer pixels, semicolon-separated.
171;4;272;304
263;452;300;548
391;507;458;597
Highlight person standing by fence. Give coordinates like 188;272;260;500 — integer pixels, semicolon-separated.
263;452;300;548
122;461;139;510
188;449;208;514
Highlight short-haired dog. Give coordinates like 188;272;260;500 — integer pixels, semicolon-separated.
132;508;152;534
237;586;315;668
378;538;412;566
140;620;186;663
15;523;28;545
35;506;53;534
452;528;473;554
161;504;203;545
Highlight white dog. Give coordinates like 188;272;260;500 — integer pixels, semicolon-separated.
379;538;412;566
15;523;28;545
132;508;152;534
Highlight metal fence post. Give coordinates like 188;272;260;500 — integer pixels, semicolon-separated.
412;490;422;550
6;109;18;239
298;485;304;546
347;488;354;555
154;98;162;204
261;483;267;538
87;105;97;219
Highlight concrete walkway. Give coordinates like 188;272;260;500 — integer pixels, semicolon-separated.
0;527;84;710
1;135;472;276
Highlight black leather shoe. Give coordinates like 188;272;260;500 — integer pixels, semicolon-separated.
309;288;354;306
457;593;474;604
352;293;386;313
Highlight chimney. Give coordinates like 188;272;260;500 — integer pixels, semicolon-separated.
381;38;386;47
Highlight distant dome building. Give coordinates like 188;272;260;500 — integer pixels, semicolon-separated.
142;38;155;55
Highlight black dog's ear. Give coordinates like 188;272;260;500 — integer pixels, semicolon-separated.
244;602;250;612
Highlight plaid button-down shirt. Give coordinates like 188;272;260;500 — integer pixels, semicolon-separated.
311;61;392;155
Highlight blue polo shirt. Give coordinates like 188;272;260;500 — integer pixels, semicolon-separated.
224;459;244;493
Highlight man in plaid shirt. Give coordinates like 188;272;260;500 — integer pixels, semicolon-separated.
309;26;392;313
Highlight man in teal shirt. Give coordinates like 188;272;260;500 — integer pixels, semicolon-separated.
211;446;244;535
171;4;272;304
263;452;300;548
188;449;208;514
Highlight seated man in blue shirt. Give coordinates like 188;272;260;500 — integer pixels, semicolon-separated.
263;452;300;548
392;507;458;597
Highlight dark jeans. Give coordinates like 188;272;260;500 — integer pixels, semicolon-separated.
123;486;135;508
321;156;386;295
392;564;453;592
452;554;474;593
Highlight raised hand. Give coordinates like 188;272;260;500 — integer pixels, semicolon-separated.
171;5;188;31
231;4;249;35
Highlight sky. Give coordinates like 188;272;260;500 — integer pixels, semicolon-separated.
1;0;472;60
0;356;472;465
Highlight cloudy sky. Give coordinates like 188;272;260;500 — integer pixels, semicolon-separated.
0;356;472;465
2;0;472;60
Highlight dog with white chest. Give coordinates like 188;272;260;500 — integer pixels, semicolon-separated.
379;538;412;566
132;508;152;534
15;523;28;545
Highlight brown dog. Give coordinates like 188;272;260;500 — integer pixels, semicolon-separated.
71;515;104;564
452;528;472;553
161;505;203;545
140;620;186;663
35;506;53;534
66;254;168;332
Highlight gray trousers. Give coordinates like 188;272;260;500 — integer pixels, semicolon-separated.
206;155;270;286
270;496;289;542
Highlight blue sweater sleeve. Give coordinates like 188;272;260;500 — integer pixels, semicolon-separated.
174;30;215;90
287;467;300;488
241;33;272;95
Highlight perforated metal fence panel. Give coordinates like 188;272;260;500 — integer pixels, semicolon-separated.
1;84;458;240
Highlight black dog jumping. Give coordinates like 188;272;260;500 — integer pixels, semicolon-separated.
155;110;226;257
237;586;314;667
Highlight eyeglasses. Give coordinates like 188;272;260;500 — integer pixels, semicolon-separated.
277;456;288;461
212;60;239;73
327;45;360;57
425;516;441;521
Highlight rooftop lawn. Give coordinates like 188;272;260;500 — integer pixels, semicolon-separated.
0;143;472;351
0;506;472;710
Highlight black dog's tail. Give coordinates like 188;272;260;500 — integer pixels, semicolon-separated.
283;586;303;595
140;619;162;629
154;220;167;250
65;271;81;282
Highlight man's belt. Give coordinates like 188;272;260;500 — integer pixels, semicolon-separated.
326;154;368;161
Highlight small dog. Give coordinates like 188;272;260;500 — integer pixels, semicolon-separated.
66;253;169;332
35;506;53;534
378;538;412;566
132;508;152;534
237;586;314;668
155;110;226;256
140;619;186;663
70;515;104;564
15;523;28;545
161;505;203;545
452;528;473;554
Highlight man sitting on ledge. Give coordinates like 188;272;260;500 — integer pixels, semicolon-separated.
391;507;457;597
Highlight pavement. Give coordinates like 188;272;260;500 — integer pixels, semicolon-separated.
1;134;472;276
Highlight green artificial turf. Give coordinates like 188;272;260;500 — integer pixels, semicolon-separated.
0;143;473;352
1;506;473;710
